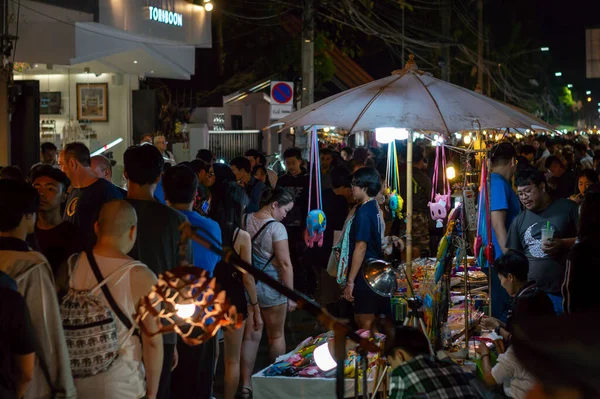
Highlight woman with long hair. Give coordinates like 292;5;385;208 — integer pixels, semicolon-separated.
569;169;599;204
239;187;296;399
209;181;262;399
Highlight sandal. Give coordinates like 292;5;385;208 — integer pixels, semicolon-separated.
237;386;253;399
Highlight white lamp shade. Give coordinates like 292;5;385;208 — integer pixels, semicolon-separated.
395;128;409;140
375;127;396;144
375;127;409;144
314;342;337;371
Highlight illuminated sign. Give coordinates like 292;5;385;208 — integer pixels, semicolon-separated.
148;6;183;27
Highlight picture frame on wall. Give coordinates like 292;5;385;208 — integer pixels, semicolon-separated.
76;83;108;122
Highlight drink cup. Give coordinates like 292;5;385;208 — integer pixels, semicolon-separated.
541;226;555;244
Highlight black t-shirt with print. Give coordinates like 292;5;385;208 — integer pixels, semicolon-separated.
126;199;190;345
506;198;579;295
35;222;79;275
0;287;36;398
63;178;124;248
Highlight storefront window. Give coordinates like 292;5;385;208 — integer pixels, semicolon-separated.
14;64;134;184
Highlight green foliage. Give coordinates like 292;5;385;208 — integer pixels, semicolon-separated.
559;86;575;108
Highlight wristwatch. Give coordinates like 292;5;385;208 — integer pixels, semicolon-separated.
495;325;502;335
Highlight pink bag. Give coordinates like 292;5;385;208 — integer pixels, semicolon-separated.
428;145;451;228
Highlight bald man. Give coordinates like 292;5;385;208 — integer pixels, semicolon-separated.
69;200;163;398
91;155;127;196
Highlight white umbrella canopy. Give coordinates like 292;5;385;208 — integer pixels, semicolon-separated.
268;55;554;135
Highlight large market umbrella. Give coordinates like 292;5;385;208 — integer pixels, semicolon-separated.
267;55;554;295
269;55;555;135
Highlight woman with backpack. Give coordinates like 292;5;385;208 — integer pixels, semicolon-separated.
209;182;262;399
239;187;296;399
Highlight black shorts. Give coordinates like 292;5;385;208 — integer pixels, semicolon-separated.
353;276;392;316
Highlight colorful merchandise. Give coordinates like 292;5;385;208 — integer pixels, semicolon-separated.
262;329;385;380
428;145;451;228
305;126;327;248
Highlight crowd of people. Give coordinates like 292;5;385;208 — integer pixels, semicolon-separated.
0;131;599;399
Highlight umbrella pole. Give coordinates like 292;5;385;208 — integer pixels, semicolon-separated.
406;131;414;296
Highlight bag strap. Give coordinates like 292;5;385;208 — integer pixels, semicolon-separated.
262;254;276;272
85;250;134;331
252;220;275;241
252;220;276;272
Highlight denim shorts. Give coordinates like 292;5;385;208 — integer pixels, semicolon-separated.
256;281;287;308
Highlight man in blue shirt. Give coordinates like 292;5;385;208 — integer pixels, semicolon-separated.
483;142;521;321
161;164;222;399
162;165;222;276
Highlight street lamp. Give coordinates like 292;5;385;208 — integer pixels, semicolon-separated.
567;84;573;88
541;47;550;52
555;72;563;77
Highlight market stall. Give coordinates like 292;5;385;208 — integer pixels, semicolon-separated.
252;330;386;399
264;54;557;398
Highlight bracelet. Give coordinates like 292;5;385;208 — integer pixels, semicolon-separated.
346;283;354;287
481;354;490;360
249;300;259;306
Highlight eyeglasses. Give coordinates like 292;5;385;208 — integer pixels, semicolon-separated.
517;187;536;198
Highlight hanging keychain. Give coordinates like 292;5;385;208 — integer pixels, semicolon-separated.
304;126;327;248
385;141;404;219
428;143;451;228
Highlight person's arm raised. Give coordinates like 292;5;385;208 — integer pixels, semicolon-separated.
131;266;164;399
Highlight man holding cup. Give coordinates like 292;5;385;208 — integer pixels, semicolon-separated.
506;166;578;313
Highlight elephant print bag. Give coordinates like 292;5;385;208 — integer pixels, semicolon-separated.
60;252;139;378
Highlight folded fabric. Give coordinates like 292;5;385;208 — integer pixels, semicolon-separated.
298;366;322;377
264;361;294;377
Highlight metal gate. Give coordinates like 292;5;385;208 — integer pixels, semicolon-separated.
209;130;261;162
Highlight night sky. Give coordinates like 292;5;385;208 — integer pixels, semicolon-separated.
487;0;600;97
163;0;600;113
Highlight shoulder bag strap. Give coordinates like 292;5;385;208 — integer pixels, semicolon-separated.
252;220;276;271
252;220;275;241
233;227;241;246
85;250;134;331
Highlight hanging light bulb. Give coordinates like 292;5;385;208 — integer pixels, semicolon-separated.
175;303;196;319
323;127;330;133
446;165;457;180
463;135;472;145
